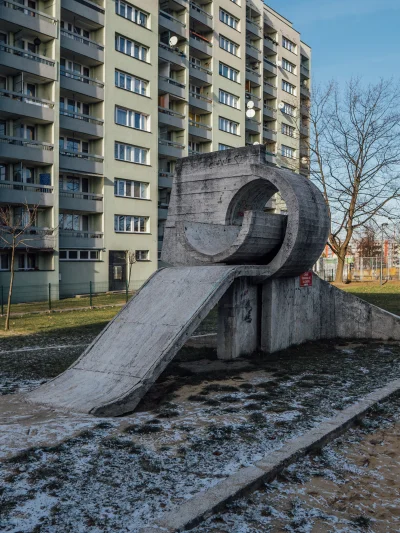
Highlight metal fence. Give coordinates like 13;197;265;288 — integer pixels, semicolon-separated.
315;257;400;282
0;279;145;315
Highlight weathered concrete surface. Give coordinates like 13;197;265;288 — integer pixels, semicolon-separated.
262;273;400;353
139;377;400;533
27;266;269;416
161;145;330;277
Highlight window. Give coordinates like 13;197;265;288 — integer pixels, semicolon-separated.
114;178;149;199
282;81;296;95
282;123;295;137
219;117;239;135
115;142;148;165
219;143;233;151
219;9;238;29
115;70;148;96
0;253;9;271
282;102;296;116
219;62;239;82
282;37;296;53
17;253;36;271
219;35;239;56
59;213;87;231
59;97;89;117
115;34;148;62
61;21;90;40
115;0;148;27
282;59;295;74
13;165;34;183
60;250;100;261
114;215;149;233
115;106;149;131
59;137;88;154
136;250;149;261
219;89;239;109
13;207;36;226
189;141;200;153
0;164;7;181
60;58;90;80
281;145;295;159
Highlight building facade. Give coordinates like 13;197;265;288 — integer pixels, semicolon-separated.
0;0;310;298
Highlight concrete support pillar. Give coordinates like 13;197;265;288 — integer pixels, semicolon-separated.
217;277;260;360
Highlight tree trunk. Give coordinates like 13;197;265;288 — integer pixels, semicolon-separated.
5;245;15;331
335;250;346;283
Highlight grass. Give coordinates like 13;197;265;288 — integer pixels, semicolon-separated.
336;280;400;316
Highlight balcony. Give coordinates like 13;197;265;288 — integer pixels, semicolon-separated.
301;85;310;98
246;41;261;61
0;43;56;80
0;89;54;123
300;124;309;137
62;0;104;27
158;75;186;100
159;10;186;38
263;81;277;98
60;70;104;102
189;119;212;141
189;63;212;85
158;42;187;68
301;104;310;117
245;92;261;109
189;91;212;112
263;127;277;142
0;180;54;206
158;204;169;221
264;58;277;76
0;226;55;250
61;29;104;65
245;67;261;86
60;109;104;138
0;135;53;164
189;30;212;57
158;107;185;130
301;64;310;79
158;139;185;159
190;2;213;29
245;118;261;134
0;0;57;40
246;18;262;38
264;35;277;54
158;172;173;189
263;105;277;119
265;151;277;165
59;149;103;175
59;190;103;213
59;229;104;249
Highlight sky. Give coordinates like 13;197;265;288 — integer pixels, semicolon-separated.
265;0;400;86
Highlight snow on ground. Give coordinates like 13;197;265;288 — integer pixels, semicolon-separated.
1;339;400;531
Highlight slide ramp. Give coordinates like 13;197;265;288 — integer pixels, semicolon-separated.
27;266;267;416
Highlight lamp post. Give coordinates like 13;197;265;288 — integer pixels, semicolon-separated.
381;222;389;285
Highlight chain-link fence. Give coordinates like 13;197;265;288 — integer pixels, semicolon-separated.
0;279;145;315
315;257;400;282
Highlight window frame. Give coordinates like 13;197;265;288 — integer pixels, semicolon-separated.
219;116;239;135
219;62;239;83
219;35;239;56
115;69;148;97
115;0;149;28
219;8;239;30
219;89;239;109
114;142;149;165
115;34;149;63
114;214;150;234
115;106;149;131
114;178;149;200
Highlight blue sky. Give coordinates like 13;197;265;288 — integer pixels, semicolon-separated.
265;0;400;86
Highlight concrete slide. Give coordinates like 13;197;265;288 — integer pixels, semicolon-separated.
27;265;267;416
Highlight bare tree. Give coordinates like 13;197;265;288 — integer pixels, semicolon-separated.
126;249;136;290
0;203;40;330
307;78;400;282
353;225;381;258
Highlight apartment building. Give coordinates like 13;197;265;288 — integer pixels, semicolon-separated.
0;0;310;298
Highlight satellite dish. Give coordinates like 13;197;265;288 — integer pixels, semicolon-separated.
253;142;260;145
278;102;285;109
169;36;178;47
277;60;282;67
246;108;256;118
246;100;255;109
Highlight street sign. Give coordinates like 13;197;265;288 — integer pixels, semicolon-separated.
299;271;313;287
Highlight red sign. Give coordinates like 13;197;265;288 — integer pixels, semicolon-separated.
299;271;313;287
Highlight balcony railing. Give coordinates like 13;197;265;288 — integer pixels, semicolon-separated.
264;35;278;46
264;105;277;113
0;226;55;249
0;43;55;67
160;9;186;26
263;127;277;133
0;180;53;193
188;149;201;155
60;109;104;125
246;41;261;53
0;0;57;24
59;190;103;201
246;18;262;29
72;0;104;14
189;119;211;130
60;69;104;88
246;118;261;125
0;135;54;150
158;107;185;119
189;91;212;103
301;64;310;77
190;63;212;75
190;31;212;46
59;229;104;239
264;80;276;88
158;75;185;89
59;149;103;162
190;2;213;20
264;58;277;68
159;171;174;178
246;92;261;102
246;67;261;77
61;28;104;51
159;139;185;149
0;89;54;108
159;42;186;58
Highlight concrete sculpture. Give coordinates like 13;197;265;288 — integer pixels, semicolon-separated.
27;146;400;416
